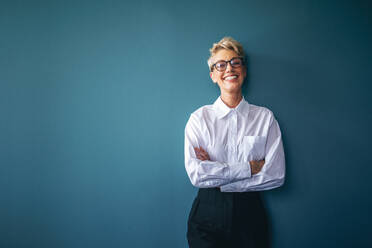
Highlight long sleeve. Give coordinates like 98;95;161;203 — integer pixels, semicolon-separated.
184;114;252;188
220;117;285;192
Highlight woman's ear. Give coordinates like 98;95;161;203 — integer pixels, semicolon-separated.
210;71;217;83
242;67;247;80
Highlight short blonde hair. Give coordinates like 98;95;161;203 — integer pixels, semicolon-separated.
207;37;245;71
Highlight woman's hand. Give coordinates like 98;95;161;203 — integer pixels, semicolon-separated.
194;147;211;161
250;159;265;175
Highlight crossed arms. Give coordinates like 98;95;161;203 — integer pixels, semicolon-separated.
184;114;285;192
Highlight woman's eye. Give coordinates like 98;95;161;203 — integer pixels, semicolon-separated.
216;62;226;69
231;59;242;66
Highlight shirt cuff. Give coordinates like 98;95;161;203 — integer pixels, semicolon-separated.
228;162;251;181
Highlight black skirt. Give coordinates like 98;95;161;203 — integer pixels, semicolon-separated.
187;188;270;248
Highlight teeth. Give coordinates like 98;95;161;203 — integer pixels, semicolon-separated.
225;76;237;80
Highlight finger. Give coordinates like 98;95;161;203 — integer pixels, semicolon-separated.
199;150;206;156
201;153;209;160
200;153;208;160
200;149;209;156
198;152;206;159
203;154;209;160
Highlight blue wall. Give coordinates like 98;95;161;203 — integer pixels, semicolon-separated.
1;0;371;247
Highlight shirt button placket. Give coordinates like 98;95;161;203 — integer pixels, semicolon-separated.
232;111;238;161
227;114;231;152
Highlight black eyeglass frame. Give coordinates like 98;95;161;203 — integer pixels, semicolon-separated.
210;57;245;72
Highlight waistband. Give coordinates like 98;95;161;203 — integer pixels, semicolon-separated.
197;187;261;205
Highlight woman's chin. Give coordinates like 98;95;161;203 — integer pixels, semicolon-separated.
221;86;241;94
224;82;241;90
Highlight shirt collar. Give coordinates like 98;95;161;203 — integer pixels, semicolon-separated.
213;96;250;119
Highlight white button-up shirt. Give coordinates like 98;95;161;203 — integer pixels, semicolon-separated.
184;96;285;192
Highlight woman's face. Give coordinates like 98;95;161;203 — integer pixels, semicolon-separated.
210;49;246;95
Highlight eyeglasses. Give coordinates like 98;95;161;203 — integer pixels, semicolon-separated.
211;57;244;72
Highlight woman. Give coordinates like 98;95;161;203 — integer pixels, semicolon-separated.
184;37;286;247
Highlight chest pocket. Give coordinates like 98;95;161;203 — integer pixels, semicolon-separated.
240;136;267;161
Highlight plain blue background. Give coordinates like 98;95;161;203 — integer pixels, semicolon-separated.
1;0;371;247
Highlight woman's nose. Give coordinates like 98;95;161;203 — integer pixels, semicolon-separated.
225;62;234;72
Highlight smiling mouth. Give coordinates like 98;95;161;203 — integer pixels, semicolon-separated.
223;75;238;81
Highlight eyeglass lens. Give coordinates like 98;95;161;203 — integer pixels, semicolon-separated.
215;58;243;71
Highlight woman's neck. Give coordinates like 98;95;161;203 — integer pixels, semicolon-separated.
220;92;242;108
